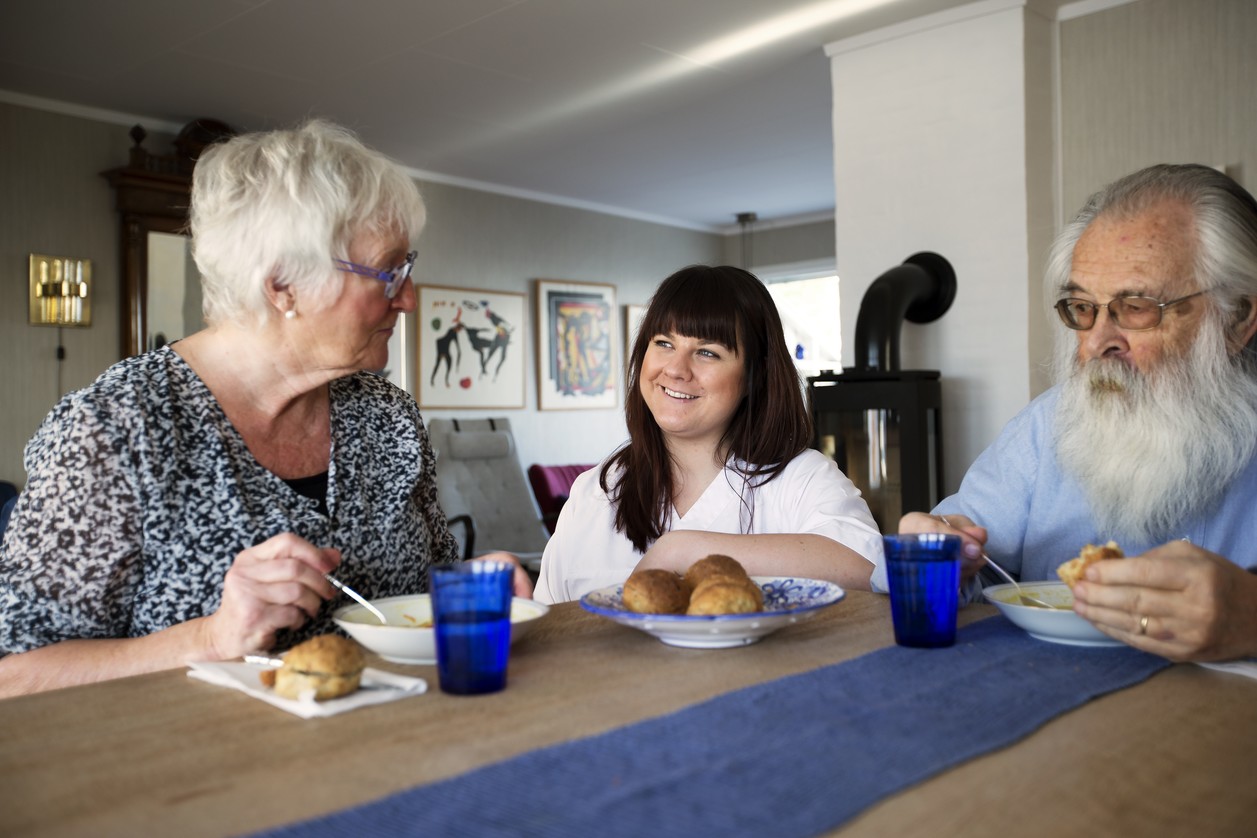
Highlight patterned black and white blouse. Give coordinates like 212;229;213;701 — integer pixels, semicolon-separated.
0;346;458;655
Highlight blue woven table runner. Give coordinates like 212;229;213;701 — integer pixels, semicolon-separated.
258;617;1169;838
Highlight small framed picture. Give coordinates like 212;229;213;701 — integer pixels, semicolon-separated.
624;304;647;358
535;279;617;410
416;285;526;409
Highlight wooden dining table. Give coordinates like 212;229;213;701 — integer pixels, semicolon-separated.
2;591;1255;837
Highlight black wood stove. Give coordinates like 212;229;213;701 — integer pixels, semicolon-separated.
807;253;955;531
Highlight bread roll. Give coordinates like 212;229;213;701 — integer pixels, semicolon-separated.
622;569;690;614
683;554;750;590
268;634;366;701
622;555;766;616
1056;541;1124;588
686;575;764;615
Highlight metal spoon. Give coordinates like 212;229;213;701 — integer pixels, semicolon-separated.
981;555;1057;609
325;574;388;624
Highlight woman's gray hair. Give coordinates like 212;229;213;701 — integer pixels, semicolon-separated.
1044;164;1257;332
191;119;426;326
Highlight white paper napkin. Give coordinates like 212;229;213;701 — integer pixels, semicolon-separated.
1197;660;1257;680
188;661;427;718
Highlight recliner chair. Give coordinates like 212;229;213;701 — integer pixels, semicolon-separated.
427;418;550;572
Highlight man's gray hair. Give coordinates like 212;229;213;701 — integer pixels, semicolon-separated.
190;119;426;327
1044;164;1257;344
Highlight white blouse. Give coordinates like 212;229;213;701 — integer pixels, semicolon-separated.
535;448;884;603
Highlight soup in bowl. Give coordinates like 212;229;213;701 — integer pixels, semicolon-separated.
334;594;549;664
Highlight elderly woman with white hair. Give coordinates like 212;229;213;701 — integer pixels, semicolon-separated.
0;120;526;696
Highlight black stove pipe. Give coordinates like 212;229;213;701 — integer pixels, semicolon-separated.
853;252;956;372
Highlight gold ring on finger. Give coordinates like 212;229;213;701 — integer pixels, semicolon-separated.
1138;615;1149;636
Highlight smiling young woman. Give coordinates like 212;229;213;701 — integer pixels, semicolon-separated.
638;330;746;476
533;264;884;604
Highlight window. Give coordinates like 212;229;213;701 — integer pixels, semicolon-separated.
760;261;843;375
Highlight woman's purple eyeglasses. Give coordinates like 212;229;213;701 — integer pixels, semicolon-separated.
333;251;416;299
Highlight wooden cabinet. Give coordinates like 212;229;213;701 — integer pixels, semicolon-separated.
102;119;233;357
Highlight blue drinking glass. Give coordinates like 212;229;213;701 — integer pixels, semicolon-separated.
429;561;514;695
883;534;961;648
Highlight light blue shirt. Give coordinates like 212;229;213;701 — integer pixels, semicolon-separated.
935;387;1257;588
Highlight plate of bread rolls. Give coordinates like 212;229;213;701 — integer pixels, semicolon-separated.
982;541;1125;647
579;555;845;649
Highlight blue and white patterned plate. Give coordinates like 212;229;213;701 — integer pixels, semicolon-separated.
580;576;846;649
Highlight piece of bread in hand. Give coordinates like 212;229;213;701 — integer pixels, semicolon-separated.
264;634;366;701
1056;541;1124;588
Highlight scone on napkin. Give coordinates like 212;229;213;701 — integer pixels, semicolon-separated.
188;638;427;719
260;634;365;701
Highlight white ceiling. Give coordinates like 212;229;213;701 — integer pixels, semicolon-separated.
0;0;978;232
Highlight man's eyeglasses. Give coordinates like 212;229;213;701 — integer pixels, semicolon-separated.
1053;291;1205;331
333;251;416;299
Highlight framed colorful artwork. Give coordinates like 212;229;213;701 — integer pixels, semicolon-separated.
535;279;617;410
416;285;526;409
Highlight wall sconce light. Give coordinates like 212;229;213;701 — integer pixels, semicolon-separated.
29;253;92;327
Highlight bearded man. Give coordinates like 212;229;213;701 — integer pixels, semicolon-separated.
900;163;1257;662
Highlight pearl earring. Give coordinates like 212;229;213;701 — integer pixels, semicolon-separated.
284;309;297;320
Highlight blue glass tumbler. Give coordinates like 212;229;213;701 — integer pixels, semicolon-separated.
884;534;961;648
429;561;514;695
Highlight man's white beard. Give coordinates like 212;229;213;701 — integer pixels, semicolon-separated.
1053;321;1257;543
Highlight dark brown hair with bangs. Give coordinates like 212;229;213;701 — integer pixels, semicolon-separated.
600;264;812;552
